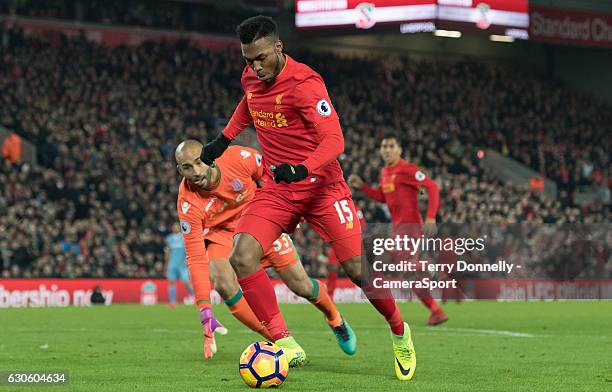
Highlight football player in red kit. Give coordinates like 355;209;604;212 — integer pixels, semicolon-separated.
348;133;449;326
201;16;416;380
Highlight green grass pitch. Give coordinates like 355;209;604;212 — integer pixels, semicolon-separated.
1;301;611;391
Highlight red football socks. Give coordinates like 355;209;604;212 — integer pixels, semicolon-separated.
237;268;291;341
362;282;405;336
225;289;273;341
412;287;441;313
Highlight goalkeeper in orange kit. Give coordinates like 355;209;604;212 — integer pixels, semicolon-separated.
174;139;356;365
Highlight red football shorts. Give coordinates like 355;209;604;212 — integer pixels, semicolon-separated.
236;181;363;263
205;229;297;271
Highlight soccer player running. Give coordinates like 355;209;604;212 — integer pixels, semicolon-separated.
201;16;417;381
164;223;194;307
175;140;355;363
348;133;449;326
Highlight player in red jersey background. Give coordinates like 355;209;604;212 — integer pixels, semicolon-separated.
349;133;449;326
201;16;417;380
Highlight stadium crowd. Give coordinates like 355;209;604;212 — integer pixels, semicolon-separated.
0;27;609;279
0;0;255;36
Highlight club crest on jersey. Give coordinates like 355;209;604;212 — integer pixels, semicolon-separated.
415;171;426;181
274;94;283;110
180;220;191;234
316;99;332;116
230;179;244;192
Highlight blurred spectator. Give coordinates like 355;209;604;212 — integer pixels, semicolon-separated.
1;132;22;163
0;0;258;36
90;285;105;304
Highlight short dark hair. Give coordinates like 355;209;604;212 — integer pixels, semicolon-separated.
236;15;278;44
380;132;402;146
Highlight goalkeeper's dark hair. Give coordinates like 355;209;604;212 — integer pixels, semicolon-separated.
380;132;403;146
236;15;278;44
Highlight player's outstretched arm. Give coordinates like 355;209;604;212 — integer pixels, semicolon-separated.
223;95;252;140
272;77;344;185
201;133;231;166
347;174;365;188
400;166;440;235
422;176;439;236
177;201;212;308
422;178;440;236
415;172;440;224
297;78;345;175
349;174;385;202
201;95;252;165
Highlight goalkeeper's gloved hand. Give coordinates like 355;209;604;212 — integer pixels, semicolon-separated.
200;133;231;166
271;163;308;184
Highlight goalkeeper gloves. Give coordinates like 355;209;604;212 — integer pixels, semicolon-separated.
200;133;231;166
272;164;308;184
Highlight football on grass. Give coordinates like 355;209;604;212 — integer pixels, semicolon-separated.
239;341;289;388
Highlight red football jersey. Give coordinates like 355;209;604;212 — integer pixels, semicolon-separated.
177;146;263;265
222;55;345;192
361;160;439;224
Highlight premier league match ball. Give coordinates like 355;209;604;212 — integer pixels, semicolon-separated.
239;341;289;388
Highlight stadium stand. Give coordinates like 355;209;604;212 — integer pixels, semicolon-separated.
0;26;609;278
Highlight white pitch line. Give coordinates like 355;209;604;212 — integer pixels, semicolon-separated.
145;327;536;338
433;327;535;338
9;326;535;339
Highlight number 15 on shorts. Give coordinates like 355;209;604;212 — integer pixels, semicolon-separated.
334;200;354;229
